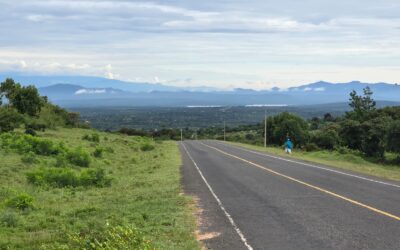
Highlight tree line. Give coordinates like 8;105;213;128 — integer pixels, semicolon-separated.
119;87;400;163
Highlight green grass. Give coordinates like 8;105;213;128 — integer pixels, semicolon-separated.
228;141;400;182
0;128;199;249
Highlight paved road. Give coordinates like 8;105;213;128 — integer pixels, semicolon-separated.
180;140;400;250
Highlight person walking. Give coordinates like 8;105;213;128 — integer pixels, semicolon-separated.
285;138;293;154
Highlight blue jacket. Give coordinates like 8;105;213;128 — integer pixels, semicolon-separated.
286;140;293;149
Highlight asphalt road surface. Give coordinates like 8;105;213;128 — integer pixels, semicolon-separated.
180;140;400;250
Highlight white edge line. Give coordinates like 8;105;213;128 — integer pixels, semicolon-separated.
215;141;400;189
181;142;254;250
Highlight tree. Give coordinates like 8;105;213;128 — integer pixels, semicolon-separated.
312;128;340;150
348;87;376;120
323;113;334;122
0;108;23;132
387;120;400;153
360;117;390;158
270;112;309;147
12;85;44;116
0;78;45;116
339;119;363;150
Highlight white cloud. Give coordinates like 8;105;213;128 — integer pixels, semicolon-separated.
75;89;107;95
1;1;399;88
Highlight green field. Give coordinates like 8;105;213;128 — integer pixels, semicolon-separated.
0;128;199;249
229;142;400;182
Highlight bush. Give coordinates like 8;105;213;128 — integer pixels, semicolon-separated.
69;225;153;250
54;155;69;168
311;129;340;150
82;133;100;143
269;112;309;147
245;133;255;141
93;147;104;158
337;146;352;155
27;167;80;188
304;143;319;152
5;193;35;210
25;122;46;132
80;168;112;187
387;120;400;153
140;143;155;152
30;137;60;155
0;108;22;132
0;134;61;156
26;167;111;188
66;148;91;167
25;128;37;136
21;152;38;164
0;210;19;227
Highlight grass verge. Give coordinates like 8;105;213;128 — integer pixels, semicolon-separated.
227;141;400;182
0;128;199;249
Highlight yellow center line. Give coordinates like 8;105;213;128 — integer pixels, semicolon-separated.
200;142;400;222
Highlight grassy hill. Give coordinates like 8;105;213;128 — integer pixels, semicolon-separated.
0;128;199;249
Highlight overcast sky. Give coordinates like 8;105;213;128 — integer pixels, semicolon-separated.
1;0;399;89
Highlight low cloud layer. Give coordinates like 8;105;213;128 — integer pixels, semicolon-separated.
0;0;399;88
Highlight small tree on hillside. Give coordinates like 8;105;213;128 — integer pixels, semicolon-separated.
0;108;23;132
348;87;376;120
0;78;45;116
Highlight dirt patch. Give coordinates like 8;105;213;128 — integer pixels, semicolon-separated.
190;196;221;248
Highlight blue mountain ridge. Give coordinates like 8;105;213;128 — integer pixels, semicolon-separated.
1;73;399;107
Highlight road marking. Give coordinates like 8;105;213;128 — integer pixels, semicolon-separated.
200;142;400;222
215;141;400;189
181;142;254;250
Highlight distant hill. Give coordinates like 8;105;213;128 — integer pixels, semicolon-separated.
0;73;182;92
1;73;399;107
38;84;128;100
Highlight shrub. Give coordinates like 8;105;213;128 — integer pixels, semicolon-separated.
387;120;400;153
80;168;112;187
66;148;91;167
304;143;319;152
21;152;38;164
311;129;340;150
0;108;23;133
82;133;100;143
93;147;104;158
25;122;46;132
5;193;35;210
30;137;60;155
26;167;111;188
105;147;114;153
25;128;37;136
245;133;255;141
54;155;69;168
0;210;19;227
69;225;154;250
337;146;351;155
1;134;61;156
27;167;80;188
269;112;309;147
140;143;155;152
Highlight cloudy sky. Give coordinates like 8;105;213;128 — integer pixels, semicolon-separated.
1;0;399;89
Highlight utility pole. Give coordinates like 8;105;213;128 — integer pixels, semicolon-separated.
223;121;226;141
264;110;267;148
180;128;183;141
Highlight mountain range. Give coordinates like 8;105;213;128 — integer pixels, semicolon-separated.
0;73;399;107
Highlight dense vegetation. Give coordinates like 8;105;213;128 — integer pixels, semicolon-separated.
117;88;400;165
0;78;81;133
73;104;353;130
218;88;400;164
73;101;399;131
0;79;199;249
